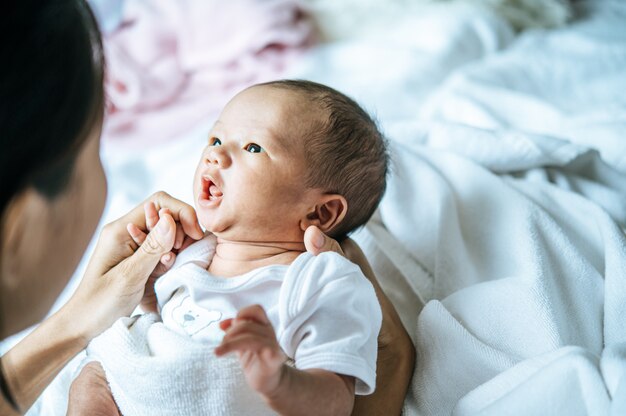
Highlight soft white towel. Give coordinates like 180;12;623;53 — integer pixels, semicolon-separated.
87;314;274;416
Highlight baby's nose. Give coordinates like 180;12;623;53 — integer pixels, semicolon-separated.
206;147;231;168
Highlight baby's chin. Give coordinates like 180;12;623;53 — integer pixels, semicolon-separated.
199;222;242;241
200;223;222;237
195;210;224;234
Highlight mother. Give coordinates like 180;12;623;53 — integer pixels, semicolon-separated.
0;1;414;414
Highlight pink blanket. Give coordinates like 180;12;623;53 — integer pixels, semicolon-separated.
103;0;316;146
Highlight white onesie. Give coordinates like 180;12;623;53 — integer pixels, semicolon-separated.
155;234;382;395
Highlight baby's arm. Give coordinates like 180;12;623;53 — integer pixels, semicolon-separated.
216;305;355;416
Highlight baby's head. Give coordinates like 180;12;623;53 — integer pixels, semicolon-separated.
194;80;387;242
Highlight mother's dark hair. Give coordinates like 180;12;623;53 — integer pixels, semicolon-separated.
0;0;105;213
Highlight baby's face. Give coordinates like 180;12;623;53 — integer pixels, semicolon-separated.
193;85;321;242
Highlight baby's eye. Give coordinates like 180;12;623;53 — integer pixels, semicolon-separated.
244;143;263;153
210;137;222;146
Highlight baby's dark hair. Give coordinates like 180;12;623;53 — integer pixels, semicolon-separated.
260;79;388;240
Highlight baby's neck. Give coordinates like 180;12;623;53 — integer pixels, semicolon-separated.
208;238;305;277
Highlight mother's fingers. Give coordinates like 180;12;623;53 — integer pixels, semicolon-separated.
174;222;185;250
127;222;174;268
117;192;203;242
115;213;176;285
304;225;344;256
338;238;367;268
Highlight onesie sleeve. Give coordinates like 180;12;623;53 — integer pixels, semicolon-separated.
277;252;382;395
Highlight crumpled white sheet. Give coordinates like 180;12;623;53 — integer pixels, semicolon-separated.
285;1;514;126
348;1;626;414
304;0;571;41
371;132;626;415
420;0;626;173
386;120;626;226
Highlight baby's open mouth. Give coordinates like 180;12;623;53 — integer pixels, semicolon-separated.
201;176;223;201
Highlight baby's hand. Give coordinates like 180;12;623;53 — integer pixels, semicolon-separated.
126;202;195;254
215;305;287;397
126;202;195;312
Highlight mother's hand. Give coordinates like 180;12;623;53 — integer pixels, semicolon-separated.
1;192;204;414
304;226;415;416
66;191;204;341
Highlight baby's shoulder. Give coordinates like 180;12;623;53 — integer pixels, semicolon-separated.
280;251;373;305
276;251;381;340
289;251;362;281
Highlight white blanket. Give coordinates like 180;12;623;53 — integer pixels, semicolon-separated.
348;1;626;414
368;135;626;415
87;313;273;416
27;313;274;416
420;0;626;174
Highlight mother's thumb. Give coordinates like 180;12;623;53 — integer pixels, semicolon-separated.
124;215;176;280
304;225;343;256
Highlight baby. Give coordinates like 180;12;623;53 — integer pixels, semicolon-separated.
87;80;388;415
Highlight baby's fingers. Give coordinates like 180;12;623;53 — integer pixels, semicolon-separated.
235;304;271;325
219;318;234;331
214;334;272;357
127;223;147;245
144;202;160;231
221;320;271;342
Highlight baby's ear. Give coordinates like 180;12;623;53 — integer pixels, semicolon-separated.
301;194;348;235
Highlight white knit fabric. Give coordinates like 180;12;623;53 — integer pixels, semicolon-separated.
88;313;271;416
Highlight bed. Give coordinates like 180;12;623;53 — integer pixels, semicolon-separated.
9;0;626;414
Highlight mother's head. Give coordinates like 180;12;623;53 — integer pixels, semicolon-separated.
0;0;107;337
